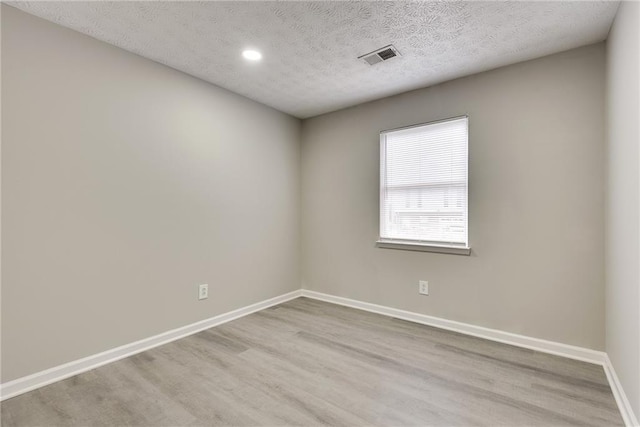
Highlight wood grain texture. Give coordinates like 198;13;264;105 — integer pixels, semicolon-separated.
1;297;624;426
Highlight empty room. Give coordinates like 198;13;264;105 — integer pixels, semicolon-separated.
1;1;639;426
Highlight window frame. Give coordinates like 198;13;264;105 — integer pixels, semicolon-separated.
377;115;471;256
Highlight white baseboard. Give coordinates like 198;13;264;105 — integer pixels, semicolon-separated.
603;355;640;427
301;290;640;425
0;289;302;401
301;290;606;364
3;288;637;427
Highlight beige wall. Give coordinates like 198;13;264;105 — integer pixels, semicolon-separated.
606;1;640;419
1;6;301;382
301;44;606;350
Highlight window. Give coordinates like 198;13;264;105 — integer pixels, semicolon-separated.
378;116;469;254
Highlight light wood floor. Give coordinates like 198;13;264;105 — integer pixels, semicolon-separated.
1;297;624;426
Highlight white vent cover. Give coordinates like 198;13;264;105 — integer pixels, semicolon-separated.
358;45;401;66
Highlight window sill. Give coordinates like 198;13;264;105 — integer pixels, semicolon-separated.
376;240;471;256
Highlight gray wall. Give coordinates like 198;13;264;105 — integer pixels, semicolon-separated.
606;1;640;418
1;6;301;382
301;44;606;350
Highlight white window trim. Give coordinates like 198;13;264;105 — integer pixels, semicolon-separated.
378;115;471;256
376;239;471;255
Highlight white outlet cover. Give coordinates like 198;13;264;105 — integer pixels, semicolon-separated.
419;281;429;295
198;284;209;300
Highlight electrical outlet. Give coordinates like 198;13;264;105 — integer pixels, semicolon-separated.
419;280;429;295
198;284;208;300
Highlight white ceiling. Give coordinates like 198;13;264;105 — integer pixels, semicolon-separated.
10;1;619;119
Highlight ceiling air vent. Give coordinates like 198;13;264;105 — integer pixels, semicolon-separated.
358;45;401;66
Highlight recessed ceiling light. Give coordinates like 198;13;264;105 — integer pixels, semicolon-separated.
242;49;262;61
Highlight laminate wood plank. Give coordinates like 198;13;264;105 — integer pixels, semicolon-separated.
0;297;624;426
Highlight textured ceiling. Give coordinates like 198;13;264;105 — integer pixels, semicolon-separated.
9;1;619;118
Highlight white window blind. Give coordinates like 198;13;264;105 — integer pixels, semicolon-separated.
379;116;468;248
